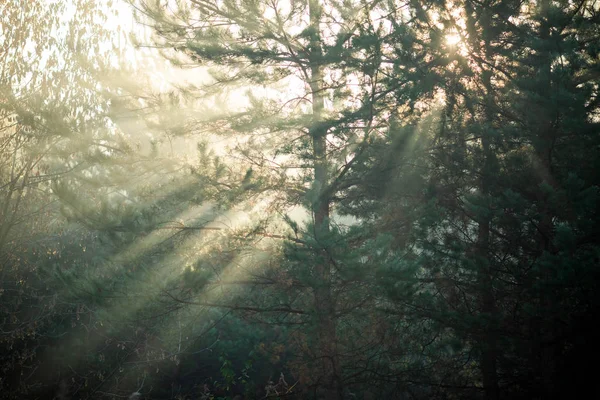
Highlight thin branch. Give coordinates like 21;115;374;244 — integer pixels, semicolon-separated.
162;290;306;314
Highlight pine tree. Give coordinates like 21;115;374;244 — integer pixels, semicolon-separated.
129;0;432;397
363;1;600;398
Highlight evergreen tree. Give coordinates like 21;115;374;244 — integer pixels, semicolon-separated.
128;0;432;397
362;1;600;398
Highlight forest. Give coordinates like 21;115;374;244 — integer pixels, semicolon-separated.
1;0;599;399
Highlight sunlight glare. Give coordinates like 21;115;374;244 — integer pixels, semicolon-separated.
445;33;461;46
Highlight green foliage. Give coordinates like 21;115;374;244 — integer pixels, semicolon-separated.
1;0;599;399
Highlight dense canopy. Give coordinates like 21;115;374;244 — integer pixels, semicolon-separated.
1;0;599;399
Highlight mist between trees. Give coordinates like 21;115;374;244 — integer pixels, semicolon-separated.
1;0;599;399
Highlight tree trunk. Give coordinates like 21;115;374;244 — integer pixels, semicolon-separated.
478;71;500;400
532;2;559;395
308;1;343;398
